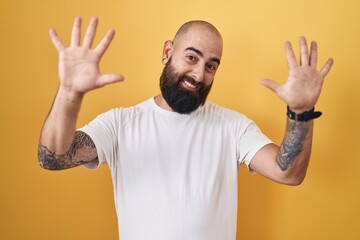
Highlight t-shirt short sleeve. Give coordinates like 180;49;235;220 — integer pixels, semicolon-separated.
78;109;119;170
236;120;273;172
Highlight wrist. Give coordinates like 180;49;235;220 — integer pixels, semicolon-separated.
287;106;314;114
58;86;84;102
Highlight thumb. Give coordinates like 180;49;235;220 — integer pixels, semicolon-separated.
261;79;282;95
97;74;125;88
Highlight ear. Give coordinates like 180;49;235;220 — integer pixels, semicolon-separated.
162;40;173;62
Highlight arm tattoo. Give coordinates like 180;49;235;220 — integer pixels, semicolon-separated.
276;121;309;171
38;131;98;170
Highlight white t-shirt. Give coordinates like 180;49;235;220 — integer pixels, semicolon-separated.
79;97;272;240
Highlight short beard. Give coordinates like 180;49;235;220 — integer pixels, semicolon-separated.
159;58;213;114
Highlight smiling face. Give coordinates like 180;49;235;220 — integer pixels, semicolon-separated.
158;21;223;114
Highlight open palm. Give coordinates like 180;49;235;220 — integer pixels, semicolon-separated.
262;37;333;113
49;17;124;95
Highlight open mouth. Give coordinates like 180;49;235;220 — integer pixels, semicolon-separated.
181;79;199;91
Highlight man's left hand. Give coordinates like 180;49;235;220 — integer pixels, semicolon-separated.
261;36;333;113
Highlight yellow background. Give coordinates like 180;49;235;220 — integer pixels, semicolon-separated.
0;0;359;239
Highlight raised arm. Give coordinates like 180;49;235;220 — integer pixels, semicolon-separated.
250;37;333;185
38;17;124;170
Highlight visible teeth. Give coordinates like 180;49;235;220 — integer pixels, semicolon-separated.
184;80;196;88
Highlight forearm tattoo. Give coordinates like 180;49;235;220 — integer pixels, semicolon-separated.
276;121;309;171
38;131;98;170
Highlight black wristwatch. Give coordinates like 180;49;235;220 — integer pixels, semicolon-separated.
287;106;322;121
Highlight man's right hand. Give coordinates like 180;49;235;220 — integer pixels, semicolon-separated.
49;17;124;96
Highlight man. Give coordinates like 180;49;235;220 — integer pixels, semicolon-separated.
38;17;333;239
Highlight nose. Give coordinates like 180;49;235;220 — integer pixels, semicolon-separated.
190;65;205;83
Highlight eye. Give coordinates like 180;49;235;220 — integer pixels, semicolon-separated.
207;64;217;72
186;55;197;62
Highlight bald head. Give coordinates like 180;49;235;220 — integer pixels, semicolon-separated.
166;20;223;63
173;20;222;44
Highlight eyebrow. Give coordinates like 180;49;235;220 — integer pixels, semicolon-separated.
185;47;221;65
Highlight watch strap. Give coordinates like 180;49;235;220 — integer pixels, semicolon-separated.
287;106;322;121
